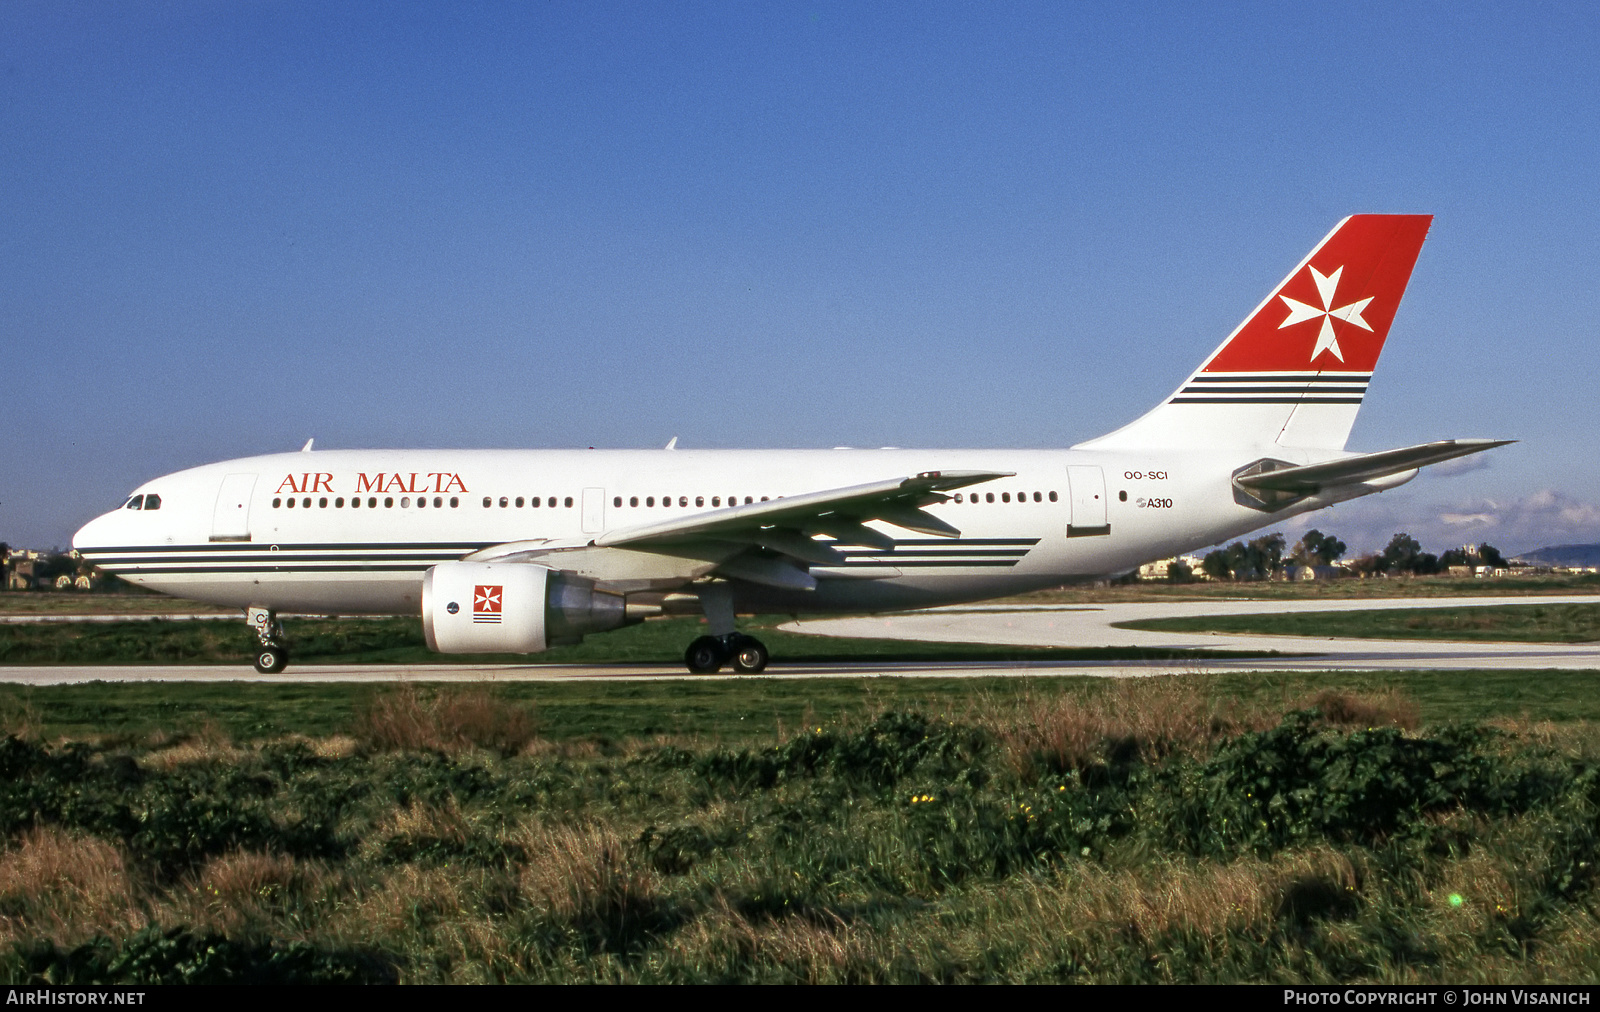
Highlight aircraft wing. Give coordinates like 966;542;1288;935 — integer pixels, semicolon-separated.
463;469;1012;592
595;470;1010;550
1235;439;1513;494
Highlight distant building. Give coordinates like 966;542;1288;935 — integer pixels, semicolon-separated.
1283;564;1343;581
6;556;36;591
1137;554;1208;580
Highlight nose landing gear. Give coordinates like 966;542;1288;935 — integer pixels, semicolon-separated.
247;606;290;674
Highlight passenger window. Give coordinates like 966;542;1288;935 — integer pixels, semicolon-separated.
1002;492;1010;503
450;497;459;507
1049;491;1058;502
286;498;295;508
144;494;161;510
712;497;720;507
564;497;573;508
760;496;768;502
432;497;441;508
1034;492;1041;502
385;497;394;508
679;496;687;507
630;497;639;507
985;493;994;503
319;497;328;508
515;497;524;508
954;493;963;503
350;497;359;508
613;496;621;507
482;497;491;508
401;497;411;508
335;497;344;508
531;497;541;507
745;496;753;504
369;497;378;508
273;497;282;508
646;497;655;507
695;496;704;507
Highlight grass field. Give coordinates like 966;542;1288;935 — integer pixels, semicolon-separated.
6;676;1600;983
6;581;1600;982
1121;603;1600;643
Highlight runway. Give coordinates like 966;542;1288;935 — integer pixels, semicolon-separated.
3;594;1598;684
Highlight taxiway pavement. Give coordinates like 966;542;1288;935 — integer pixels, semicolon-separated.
3;594;1597;683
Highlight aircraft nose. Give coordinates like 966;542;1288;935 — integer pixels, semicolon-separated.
72;511;116;552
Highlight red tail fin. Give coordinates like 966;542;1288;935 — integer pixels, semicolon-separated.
1201;214;1432;374
1079;215;1433;452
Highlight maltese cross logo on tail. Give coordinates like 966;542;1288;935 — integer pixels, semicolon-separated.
473;584;502;624
1195;215;1431;376
1277;266;1374;363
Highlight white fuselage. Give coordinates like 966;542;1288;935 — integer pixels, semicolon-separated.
71;445;1368;617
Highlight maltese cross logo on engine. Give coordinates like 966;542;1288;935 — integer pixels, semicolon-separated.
473;584;502;624
1277;265;1374;363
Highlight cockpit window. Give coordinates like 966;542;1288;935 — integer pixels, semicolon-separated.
143;494;161;510
124;495;143;510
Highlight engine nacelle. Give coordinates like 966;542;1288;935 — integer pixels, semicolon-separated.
421;562;627;654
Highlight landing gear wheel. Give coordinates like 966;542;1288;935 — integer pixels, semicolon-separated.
253;645;288;674
730;636;769;674
684;636;727;674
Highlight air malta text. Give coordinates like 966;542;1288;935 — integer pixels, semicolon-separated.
275;472;470;495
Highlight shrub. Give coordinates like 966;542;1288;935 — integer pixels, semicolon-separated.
355;686;536;755
13;925;396;984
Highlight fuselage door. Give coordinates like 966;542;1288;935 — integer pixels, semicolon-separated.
581;487;605;535
1066;465;1110;538
211;473;257;542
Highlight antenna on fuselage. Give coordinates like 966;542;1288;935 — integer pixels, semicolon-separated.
300;438;314;452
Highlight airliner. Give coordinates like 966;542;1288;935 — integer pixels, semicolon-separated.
73;215;1509;674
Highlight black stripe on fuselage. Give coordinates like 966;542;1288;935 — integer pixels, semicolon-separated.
1169;396;1365;404
1186;373;1370;383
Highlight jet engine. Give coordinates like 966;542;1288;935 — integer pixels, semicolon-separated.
422;561;628;654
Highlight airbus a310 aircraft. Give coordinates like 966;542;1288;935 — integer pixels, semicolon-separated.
74;215;1509;675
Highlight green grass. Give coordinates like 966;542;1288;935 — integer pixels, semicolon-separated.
7;679;1600;983
0;613;1281;666
5;668;1600;749
1121;603;1600;643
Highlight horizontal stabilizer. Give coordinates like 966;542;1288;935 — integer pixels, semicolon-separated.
1235;439;1514;493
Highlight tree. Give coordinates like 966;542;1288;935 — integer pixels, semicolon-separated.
1379;533;1439;576
1480;544;1508;568
1167;558;1195;583
1293;529;1346;567
1202;550;1231;581
1247;533;1287;579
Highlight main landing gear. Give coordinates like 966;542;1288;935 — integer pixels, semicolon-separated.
685;582;769;674
247;606;289;674
684;633;770;674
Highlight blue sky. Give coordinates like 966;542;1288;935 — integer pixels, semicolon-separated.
3;1;1597;555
